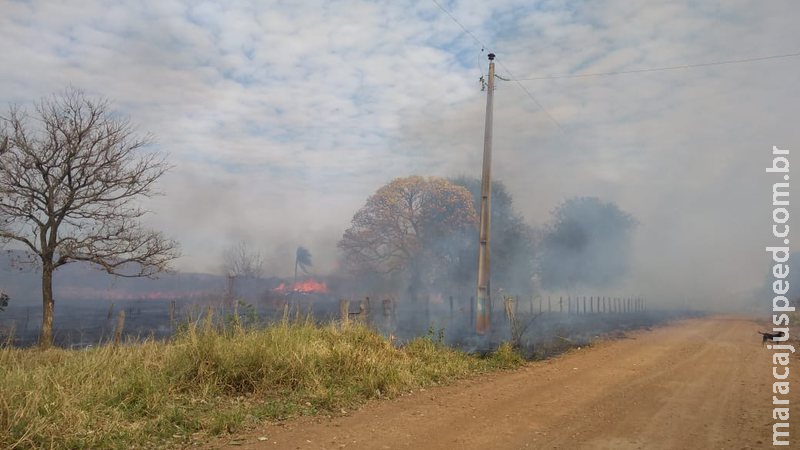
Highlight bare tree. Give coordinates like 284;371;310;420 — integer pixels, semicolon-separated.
222;240;264;279
0;88;179;348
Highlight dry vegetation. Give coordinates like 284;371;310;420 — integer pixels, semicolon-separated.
0;316;522;449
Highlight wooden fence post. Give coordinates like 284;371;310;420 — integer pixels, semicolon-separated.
504;296;515;324
113;310;125;346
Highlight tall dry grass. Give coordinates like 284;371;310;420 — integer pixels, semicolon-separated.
0;316;522;449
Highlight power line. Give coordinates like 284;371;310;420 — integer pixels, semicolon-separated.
513;51;800;81
494;58;564;131
429;0;563;131
429;0;488;50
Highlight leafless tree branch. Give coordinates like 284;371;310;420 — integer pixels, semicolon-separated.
222;240;263;278
0;87;180;347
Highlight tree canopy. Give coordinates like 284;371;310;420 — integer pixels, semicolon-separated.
539;196;636;290
448;177;537;294
295;246;312;275
338;176;477;289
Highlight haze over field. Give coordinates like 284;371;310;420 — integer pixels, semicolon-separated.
2;0;799;309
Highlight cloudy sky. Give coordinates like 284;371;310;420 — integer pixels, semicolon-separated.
1;0;798;308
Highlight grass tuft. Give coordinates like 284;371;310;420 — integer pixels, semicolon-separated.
0;319;523;449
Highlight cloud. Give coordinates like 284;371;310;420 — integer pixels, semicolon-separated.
1;0;798;308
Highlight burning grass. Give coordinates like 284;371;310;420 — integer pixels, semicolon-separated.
0;317;522;449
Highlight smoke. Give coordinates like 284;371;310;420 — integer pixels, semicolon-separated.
447;177;538;295
758;250;800;311
330;175;647;346
3;1;799;347
539;197;636;291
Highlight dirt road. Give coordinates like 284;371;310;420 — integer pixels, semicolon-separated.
221;317;799;449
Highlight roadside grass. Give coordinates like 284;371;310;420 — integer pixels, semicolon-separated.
0;317;522;449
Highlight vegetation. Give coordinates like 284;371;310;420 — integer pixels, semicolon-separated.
290;245;313;305
0;317;522;449
540;197;637;290
338;176;477;297
449;177;538;294
222;241;264;279
339;176;477;275
0;88;179;348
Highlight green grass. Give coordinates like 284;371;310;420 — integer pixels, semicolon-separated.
0;317;522;449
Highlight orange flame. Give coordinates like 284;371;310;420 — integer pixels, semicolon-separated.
273;279;329;294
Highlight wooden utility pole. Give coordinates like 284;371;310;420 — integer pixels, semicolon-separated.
476;53;496;335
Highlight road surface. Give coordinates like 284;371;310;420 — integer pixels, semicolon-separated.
218;317;800;449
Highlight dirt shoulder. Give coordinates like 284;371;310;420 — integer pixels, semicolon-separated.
213;316;800;449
